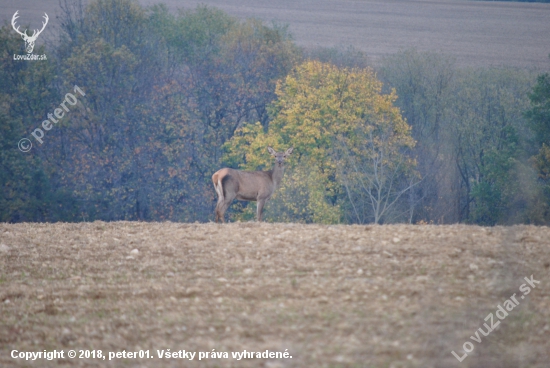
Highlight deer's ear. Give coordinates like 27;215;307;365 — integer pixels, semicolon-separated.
267;146;276;156
284;147;294;157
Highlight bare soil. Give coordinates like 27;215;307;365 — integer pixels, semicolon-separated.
1;222;549;367
2;0;550;68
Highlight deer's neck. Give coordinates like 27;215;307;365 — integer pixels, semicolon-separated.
271;164;285;189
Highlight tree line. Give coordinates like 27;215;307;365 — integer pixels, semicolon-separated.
0;0;548;225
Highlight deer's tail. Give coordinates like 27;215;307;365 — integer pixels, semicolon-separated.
215;177;224;204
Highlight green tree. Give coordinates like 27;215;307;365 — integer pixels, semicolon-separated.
0;27;78;221
526;72;550;222
526;73;550;149
450;68;536;224
380;49;541;225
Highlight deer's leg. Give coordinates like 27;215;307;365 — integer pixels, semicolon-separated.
214;191;224;223
218;200;230;223
218;202;228;223
215;200;226;223
215;195;226;223
218;192;237;223
213;173;222;223
214;174;238;223
215;202;222;223
257;198;267;222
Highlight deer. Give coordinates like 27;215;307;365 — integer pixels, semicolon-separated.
212;147;294;223
11;11;49;54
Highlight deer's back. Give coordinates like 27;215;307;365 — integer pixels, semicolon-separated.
213;168;274;200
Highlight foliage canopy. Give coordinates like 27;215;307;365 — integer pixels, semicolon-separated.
224;61;416;223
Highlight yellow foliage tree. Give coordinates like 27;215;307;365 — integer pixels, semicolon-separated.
224;61;416;223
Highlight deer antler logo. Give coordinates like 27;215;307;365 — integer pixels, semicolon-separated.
11;11;49;54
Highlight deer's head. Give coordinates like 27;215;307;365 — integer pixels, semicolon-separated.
12;11;49;54
268;146;293;168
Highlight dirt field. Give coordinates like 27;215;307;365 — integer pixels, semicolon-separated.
1;222;549;367
2;0;550;69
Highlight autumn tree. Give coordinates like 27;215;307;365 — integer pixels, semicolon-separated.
224;61;417;223
26;0;299;222
46;0;174;220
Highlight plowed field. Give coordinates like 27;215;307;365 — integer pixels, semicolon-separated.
1;222;549;367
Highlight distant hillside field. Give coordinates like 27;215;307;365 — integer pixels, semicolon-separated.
1;222;549;367
2;0;550;68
